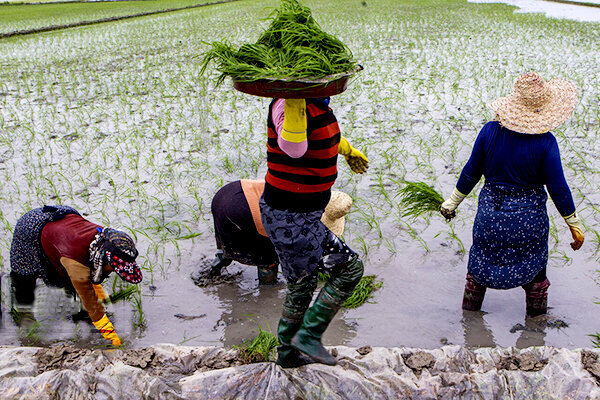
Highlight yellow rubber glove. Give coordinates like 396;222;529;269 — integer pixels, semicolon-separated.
338;136;369;174
281;99;307;143
92;284;107;302
564;212;584;250
93;314;122;346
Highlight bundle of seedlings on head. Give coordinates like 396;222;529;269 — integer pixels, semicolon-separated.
199;0;356;85
398;181;445;219
236;325;280;363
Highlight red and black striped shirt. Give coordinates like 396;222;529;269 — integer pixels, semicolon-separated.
264;98;341;212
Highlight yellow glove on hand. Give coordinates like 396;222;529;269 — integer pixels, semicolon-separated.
93;314;122;346
92;284;107;302
338;136;369;174
564;212;584;250
281;99;307;143
440;188;467;221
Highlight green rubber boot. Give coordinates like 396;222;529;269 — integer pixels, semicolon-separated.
276;317;315;368
275;275;318;368
290;256;364;366
290;286;341;366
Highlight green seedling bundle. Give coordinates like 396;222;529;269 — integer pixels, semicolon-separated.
397;181;445;219
318;273;383;309
200;0;356;84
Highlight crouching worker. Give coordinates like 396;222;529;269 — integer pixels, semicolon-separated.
205;179;352;285
261;97;368;367
10;205;142;346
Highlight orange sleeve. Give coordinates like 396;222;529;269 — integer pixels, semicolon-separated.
61;257;105;322
240;179;268;237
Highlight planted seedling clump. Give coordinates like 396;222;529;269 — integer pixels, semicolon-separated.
200;0;356;84
236;326;279;363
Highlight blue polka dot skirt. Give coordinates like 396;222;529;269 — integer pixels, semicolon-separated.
468;183;549;289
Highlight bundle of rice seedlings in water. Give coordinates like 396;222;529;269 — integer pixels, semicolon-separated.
398;181;445;219
200;0;356;85
342;275;383;309
236;325;280;363
319;273;383;309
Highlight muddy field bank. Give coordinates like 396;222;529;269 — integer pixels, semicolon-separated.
0;344;599;399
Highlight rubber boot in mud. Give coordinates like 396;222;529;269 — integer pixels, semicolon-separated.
209;250;232;276
291;286;341;366
523;278;550;317
257;264;278;285
9;272;36;327
462;273;487;311
276;317;315;368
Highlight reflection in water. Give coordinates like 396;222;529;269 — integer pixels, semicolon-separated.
462;310;496;348
211;266;356;347
462;310;548;349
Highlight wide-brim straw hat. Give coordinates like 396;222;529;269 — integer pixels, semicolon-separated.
321;191;352;237
488;72;577;134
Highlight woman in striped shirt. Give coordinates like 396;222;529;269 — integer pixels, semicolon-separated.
260;97;368;367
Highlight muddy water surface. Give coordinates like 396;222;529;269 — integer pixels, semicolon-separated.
0;0;598;351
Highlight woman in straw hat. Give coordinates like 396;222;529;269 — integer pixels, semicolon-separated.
440;72;584;316
197;179;353;286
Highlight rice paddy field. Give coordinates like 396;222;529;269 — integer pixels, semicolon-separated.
0;0;599;350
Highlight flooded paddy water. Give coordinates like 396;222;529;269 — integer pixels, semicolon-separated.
0;0;598;354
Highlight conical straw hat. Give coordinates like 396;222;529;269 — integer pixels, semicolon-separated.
488;72;577;134
321;191;352;237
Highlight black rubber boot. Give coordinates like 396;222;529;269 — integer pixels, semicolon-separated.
257;264;278;285
10;272;36;327
209;250;232;276
462;273;487;311
523;278;550;317
276;318;315;368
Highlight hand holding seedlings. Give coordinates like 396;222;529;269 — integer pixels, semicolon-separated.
338;135;369;174
440;188;466;221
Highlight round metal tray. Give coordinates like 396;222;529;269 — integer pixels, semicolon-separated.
232;65;362;98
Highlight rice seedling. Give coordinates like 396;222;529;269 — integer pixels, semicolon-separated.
341;275;383;309
199;0;356;84
590;333;600;348
104;286;136;304
318;273;382;309
236;324;279;363
397;181;445;219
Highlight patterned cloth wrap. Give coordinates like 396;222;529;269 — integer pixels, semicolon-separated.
468;183;549;289
10;205;80;286
259;197;356;283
